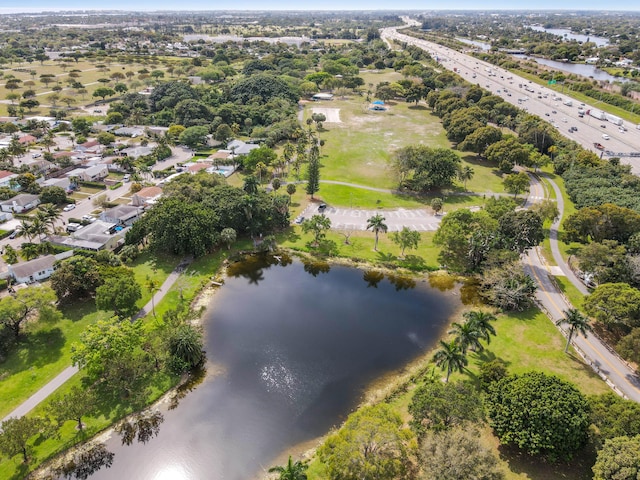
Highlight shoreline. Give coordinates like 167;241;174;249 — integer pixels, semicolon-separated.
32;250;471;479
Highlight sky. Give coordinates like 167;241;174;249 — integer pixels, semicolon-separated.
0;1;638;13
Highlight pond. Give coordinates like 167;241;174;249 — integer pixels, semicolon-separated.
86;255;462;480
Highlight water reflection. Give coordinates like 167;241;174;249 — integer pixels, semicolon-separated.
363;269;385;288
85;258;460;480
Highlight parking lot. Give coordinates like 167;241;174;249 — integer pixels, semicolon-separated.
299;205;442;232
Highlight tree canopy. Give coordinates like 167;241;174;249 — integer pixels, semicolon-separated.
318;403;414;480
391;145;461;193
486;372;591;459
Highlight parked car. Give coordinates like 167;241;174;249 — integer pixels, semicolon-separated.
63;204;76;212
123;174;131;182
318;203;327;212
82;214;96;223
294;216;305;224
9;230;18;239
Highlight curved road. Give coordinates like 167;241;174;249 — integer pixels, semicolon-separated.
524;172;640;400
384;19;640;401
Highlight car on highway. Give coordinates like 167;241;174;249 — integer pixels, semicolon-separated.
9;230;18;239
63;204;76;212
600;124;607;128
602;134;610;140
551;110;557;114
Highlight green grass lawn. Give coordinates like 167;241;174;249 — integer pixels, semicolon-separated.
279;225;441;271
306;305;607;480
0;252;179;419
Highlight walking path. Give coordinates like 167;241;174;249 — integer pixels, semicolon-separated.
2;258;191;422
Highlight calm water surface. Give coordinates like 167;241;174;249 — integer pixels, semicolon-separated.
87;256;460;480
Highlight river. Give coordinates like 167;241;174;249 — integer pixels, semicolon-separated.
514;55;629;83
85;255;461;480
526;25;609;47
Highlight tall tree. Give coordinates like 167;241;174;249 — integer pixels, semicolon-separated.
391;227;421;256
0;416;49;463
592;435;640;480
95;273;142;318
306;154;320;199
458;165;475;191
433;340;468;382
409;381;483;435
0;286;57;339
301;214;331;246
366;214;388;252
419;427;504;480
502;172;530;199
556;308;592;353
46;386;96;431
463;310;497;345
449;321;483;353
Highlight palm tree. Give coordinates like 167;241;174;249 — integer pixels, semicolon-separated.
464;310;497;345
146;276;159;317
268;456;308;480
366;214;388;252
449;321;483;353
458;165;474;191
16;219;35;242
433;340;468;382
38;204;61;231
556;308;592;353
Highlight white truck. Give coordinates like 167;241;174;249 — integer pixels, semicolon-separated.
588;109;607;121
606;113;623;126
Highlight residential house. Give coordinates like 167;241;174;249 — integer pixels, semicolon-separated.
120;146;154;159
114;126;144;137
18;134;37;145
0;193;40;213
66;165;108;182
226;139;260;156
0;170;19;190
76;139;103;155
187;162;212;174
40;176;71;192
100;205;142;226
132;185;162;207
47;220;125;251
8;250;73;284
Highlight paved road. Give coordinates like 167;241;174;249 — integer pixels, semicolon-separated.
383;19;640;401
522;171;640;400
381;25;640;173
524;247;640;401
2;258;191;422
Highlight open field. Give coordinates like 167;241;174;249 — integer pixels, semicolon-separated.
0;59;170;117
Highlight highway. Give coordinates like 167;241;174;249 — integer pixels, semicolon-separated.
382;21;640;401
381;26;640;174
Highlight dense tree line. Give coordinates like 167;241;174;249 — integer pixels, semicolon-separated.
126;171;290;256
